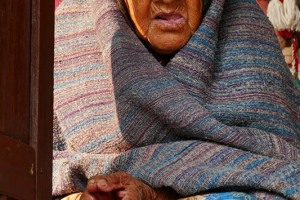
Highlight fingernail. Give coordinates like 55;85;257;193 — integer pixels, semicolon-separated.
97;179;107;187
88;179;95;185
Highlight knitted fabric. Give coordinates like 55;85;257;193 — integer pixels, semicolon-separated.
53;0;300;199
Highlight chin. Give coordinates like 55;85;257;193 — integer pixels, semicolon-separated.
145;30;192;54
149;40;188;55
150;46;180;55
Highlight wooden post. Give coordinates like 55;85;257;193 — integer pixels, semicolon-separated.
30;0;54;199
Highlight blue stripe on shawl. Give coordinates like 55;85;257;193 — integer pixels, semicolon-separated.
54;63;105;78
64;114;114;137
54;73;108;90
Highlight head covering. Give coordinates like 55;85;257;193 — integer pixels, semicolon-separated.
53;0;300;199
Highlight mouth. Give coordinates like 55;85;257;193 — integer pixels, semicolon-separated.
153;12;185;29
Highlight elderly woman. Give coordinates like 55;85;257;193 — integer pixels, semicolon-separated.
53;0;300;199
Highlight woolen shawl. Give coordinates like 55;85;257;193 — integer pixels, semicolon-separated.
53;0;300;199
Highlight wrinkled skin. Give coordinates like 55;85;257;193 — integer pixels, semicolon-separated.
79;171;179;200
124;0;203;54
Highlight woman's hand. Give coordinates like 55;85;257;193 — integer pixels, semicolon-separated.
79;171;179;200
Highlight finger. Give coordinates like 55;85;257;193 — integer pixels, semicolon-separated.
87;172;134;193
80;188;114;200
114;190;127;199
86;178;106;193
121;185;143;200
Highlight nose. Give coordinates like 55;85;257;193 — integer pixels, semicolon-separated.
153;0;182;11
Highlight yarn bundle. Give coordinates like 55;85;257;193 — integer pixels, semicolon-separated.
267;0;300;84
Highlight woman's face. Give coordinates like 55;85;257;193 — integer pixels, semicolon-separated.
124;0;203;54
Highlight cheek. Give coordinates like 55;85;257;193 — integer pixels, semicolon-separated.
134;14;151;38
128;2;151;38
187;1;203;31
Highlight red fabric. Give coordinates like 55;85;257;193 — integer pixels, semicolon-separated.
292;37;299;74
256;0;269;14
277;30;294;39
55;0;62;9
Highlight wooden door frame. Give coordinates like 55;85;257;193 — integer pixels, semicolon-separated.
0;0;53;199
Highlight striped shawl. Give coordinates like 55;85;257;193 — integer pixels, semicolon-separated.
53;0;300;199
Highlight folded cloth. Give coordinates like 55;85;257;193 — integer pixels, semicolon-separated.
53;0;300;199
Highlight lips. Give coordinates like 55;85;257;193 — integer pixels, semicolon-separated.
153;13;185;29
